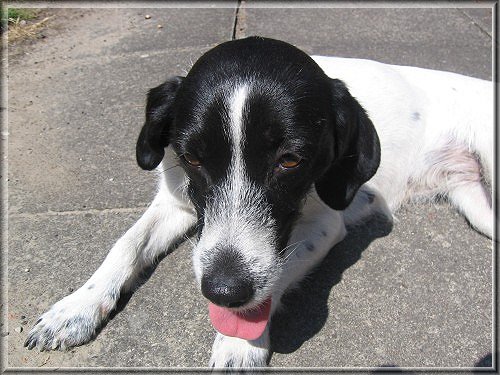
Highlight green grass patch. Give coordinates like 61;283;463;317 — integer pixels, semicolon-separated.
1;8;38;24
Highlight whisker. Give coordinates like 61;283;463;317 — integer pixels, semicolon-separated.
282;240;308;262
283;244;301;262
184;235;197;248
279;239;306;256
172;181;188;196
162;164;180;173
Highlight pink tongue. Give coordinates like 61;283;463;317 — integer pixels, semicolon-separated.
208;298;272;340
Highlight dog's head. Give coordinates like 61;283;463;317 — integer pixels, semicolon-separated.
136;37;380;340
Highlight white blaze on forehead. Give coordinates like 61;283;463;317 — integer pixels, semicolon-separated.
224;84;250;213
228;84;249;171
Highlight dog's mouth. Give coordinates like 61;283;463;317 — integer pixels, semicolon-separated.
208;297;272;340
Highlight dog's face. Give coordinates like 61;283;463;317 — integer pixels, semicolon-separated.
136;37;380;340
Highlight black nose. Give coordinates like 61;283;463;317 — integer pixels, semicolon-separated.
201;250;254;308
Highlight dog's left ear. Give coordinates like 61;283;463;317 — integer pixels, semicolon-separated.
136;76;184;170
315;78;381;210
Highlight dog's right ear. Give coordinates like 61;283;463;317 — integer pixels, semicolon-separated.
136;76;184;170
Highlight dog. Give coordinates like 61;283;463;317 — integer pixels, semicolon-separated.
24;36;493;368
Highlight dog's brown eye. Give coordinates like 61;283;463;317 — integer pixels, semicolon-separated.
183;153;201;167
279;153;301;169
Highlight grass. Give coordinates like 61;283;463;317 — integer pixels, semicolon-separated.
6;8;38;22
1;8;53;43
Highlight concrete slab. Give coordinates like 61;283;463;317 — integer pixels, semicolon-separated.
8;7;237;215
6;4;494;371
8;46;214;214
8;211;213;368
242;7;492;80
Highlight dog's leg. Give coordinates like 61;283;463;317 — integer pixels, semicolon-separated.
448;181;493;238
210;329;271;368
209;188;347;368
25;165;196;351
415;142;494;239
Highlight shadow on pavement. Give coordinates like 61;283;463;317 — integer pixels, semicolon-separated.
270;213;393;355
473;352;494;370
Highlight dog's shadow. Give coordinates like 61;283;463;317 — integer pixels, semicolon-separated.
270;213;393;355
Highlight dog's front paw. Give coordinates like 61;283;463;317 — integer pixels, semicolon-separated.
24;287;115;351
209;332;270;369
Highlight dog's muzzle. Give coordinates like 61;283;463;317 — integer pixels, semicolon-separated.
200;247;272;340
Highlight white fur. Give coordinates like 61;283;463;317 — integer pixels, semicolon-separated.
27;57;493;367
313;56;494;237
210;330;270;368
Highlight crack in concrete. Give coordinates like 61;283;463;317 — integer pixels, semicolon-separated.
9;206;147;219
232;0;247;40
456;8;493;40
9;43;221;70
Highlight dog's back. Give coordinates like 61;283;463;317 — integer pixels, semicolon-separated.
314;56;493;237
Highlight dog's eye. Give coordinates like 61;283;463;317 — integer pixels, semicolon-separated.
182;153;201;167
278;153;301;169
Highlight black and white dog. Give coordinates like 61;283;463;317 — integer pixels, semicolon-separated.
25;36;493;368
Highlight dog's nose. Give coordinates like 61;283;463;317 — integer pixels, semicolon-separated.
202;274;254;308
201;251;254;308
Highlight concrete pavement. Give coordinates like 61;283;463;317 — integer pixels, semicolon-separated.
5;4;494;372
